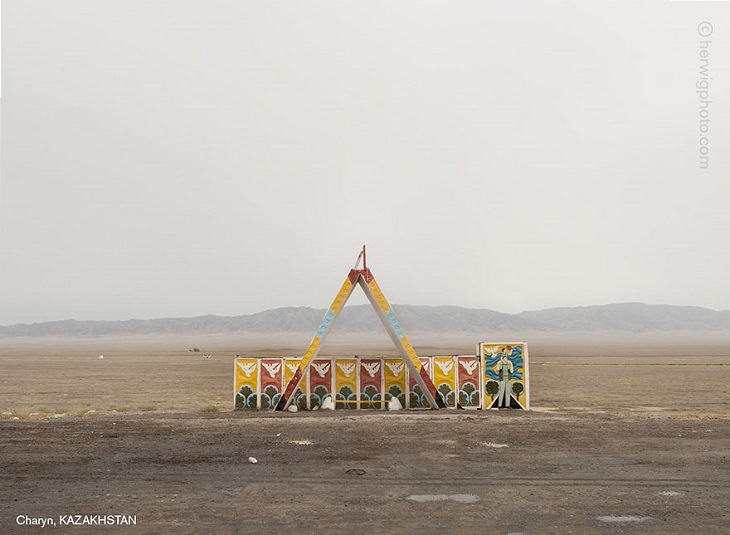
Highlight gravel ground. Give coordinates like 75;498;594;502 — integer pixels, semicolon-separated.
2;410;728;534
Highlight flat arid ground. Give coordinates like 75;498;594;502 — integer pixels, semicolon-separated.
1;332;729;534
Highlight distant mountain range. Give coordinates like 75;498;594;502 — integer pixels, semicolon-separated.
1;303;729;337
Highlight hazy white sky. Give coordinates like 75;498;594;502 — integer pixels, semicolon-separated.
1;0;729;325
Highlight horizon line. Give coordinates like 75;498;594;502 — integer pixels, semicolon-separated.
2;301;728;328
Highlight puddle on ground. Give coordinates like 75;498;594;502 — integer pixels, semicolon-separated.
657;491;682;497
407;494;479;504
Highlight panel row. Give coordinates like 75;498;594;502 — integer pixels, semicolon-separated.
234;355;486;410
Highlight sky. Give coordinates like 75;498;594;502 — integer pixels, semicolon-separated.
1;0;729;325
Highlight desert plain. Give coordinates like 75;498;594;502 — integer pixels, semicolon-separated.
1;331;729;534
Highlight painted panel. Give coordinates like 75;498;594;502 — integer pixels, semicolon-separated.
285;358;308;410
334;358;358;409
234;359;259;410
456;356;481;408
309;359;333;409
433;356;457;408
481;343;529;410
359;358;383;409
259;359;284;410
409;357;432;408
383;358;407;408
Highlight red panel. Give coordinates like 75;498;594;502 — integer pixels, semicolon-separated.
418;367;439;398
359;359;382;391
409;357;431;388
260;359;283;390
309;359;333;390
457;356;480;385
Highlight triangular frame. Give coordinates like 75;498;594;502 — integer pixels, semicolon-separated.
275;248;446;411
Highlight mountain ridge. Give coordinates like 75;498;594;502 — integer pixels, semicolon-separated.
1;303;729;337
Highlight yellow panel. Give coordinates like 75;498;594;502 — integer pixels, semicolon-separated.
433;357;456;389
285;358;307;390
333;358;357;390
330;278;354;315
235;358;258;391
367;279;391;314
333;358;358;408
383;358;407;400
433;356;457;408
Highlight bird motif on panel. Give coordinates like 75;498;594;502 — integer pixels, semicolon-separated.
337;362;356;378
459;359;479;375
362;362;381;378
312;362;331;378
385;362;405;377
237;361;257;377
262;361;281;378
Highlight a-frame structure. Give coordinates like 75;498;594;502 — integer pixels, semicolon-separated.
275;247;446;411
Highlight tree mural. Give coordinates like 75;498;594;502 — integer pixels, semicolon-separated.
410;384;425;408
438;383;455;408
361;385;381;409
458;382;479;407
338;385;356;410
309;385;330;409
485;380;499;399
236;385;256;409
388;384;405;407
294;387;307;410
260;385;281;410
